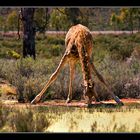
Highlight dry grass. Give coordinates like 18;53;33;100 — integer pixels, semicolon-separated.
46;107;140;132
0;101;140;133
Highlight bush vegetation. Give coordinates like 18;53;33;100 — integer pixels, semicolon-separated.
0;33;140;102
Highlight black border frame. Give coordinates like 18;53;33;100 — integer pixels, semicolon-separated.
0;132;139;139
0;0;140;6
0;0;140;139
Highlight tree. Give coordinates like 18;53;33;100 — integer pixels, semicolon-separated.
0;16;4;30
119;8;134;32
6;10;18;31
49;8;86;31
79;8;90;27
49;8;91;31
19;8;50;59
20;8;36;59
110;13;122;31
110;13;117;31
34;8;50;33
110;8;140;32
65;8;81;26
130;8;140;32
49;8;68;31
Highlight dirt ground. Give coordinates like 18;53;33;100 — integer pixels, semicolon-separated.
1;98;140;108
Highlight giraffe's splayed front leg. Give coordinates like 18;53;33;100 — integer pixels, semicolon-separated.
90;60;124;106
66;97;72;104
31;94;42;104
31;53;69;105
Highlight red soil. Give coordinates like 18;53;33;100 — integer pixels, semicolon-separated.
1;98;140;108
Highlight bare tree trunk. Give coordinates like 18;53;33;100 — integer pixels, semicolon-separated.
138;18;140;32
129;12;134;34
21;8;36;59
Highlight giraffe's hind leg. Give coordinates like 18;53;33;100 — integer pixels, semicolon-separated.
31;53;69;104
66;61;75;103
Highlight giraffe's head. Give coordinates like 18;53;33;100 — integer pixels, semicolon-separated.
81;81;95;105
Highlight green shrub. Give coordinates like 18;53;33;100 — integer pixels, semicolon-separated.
108;41;134;60
132;46;140;59
94;56;140;99
93;34;135;60
47;36;65;45
1;40;22;48
0;54;140;102
0;58;55;102
0;39;22;58
50;45;63;56
6;50;20;59
36;33;47;41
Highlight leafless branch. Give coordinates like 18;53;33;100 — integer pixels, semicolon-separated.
56;8;65;15
17;9;22;40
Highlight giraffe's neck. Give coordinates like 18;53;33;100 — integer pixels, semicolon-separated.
81;46;92;87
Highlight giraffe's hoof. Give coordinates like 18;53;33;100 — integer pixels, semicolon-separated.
31;97;39;104
31;94;42;104
31;99;37;104
96;99;101;103
66;99;71;104
87;103;92;108
118;101;124;106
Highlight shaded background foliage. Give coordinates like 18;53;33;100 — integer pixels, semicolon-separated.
1;8;140;31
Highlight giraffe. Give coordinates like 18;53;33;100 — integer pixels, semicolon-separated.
31;24;124;106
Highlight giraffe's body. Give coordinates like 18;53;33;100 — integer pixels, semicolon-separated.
31;24;123;106
65;24;93;83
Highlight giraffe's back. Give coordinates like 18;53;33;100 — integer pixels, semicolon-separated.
65;24;93;60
